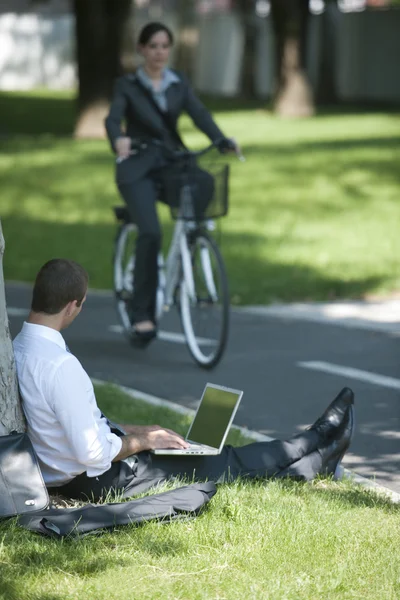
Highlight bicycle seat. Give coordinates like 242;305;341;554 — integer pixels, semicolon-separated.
113;206;133;223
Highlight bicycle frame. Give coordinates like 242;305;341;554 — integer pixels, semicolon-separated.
160;218;196;313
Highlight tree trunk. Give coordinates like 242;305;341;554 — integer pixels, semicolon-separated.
316;2;338;105
174;0;197;79
73;0;132;139
0;221;25;435
238;0;258;100
270;0;314;117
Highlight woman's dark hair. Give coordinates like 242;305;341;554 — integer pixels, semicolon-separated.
138;22;174;46
31;259;88;315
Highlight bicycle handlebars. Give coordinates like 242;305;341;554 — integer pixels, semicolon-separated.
116;137;245;164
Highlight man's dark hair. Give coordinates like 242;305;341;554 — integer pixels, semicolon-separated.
31;259;88;315
138;22;174;46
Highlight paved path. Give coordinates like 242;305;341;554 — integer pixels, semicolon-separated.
6;282;400;495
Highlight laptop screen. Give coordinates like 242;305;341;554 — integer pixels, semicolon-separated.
187;384;243;449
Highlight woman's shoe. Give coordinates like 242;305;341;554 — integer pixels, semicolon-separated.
130;323;157;348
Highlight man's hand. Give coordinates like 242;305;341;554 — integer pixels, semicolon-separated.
113;424;189;461
115;136;131;159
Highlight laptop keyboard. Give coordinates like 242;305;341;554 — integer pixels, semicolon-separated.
184;444;204;454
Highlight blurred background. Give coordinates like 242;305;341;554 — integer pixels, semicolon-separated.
1;0;400;134
1;0;399;305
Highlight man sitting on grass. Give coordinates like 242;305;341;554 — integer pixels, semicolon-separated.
13;259;355;501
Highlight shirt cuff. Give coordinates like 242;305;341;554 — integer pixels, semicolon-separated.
108;432;123;462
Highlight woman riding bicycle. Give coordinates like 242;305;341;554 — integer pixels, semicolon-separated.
105;21;238;343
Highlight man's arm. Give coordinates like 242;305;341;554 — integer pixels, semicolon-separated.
51;359;122;470
113;425;189;461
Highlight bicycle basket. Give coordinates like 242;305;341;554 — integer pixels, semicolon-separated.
166;164;229;221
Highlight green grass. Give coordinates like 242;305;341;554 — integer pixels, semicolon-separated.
0;383;399;600
1;90;400;304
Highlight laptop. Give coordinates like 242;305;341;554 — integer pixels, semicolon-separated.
151;383;243;456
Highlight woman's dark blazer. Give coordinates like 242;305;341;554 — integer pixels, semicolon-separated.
104;70;224;184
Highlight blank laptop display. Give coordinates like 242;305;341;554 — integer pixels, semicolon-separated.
151;383;243;456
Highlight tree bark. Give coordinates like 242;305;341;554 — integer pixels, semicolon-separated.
316;2;338;105
236;0;257;100
174;0;197;79
270;0;314;117
73;0;132;139
0;221;25;435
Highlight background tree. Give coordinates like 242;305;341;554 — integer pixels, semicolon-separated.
174;0;197;80
236;0;258;100
0;221;25;435
32;0;133;138
73;0;133;138
270;0;314;117
316;1;338;105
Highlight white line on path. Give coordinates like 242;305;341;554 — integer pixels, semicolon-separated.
7;307;27;317
92;378;400;504
299;361;400;392
109;324;216;346
241;303;400;335
6;307;216;347
92;378;273;442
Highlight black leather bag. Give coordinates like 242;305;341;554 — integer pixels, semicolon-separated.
0;432;49;518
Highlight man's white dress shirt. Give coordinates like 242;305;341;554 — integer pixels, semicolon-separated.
13;322;122;487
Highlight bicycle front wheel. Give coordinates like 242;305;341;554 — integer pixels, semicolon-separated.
180;231;229;369
113;222;136;335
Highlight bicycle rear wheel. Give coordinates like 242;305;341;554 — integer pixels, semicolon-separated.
113;222;136;335
180;231;229;369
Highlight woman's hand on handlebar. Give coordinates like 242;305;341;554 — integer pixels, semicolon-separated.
216;137;245;161
115;136;131;159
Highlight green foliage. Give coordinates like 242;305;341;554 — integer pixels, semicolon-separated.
1;91;400;305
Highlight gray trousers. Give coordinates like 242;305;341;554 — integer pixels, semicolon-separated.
52;429;323;501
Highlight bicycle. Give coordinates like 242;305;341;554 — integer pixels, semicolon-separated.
112;139;239;369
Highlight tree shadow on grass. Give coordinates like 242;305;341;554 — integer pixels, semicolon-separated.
309;480;400;512
1;90;398;141
0;93;75;137
2;212;390;304
1;127;399;303
269;478;400;512
2;215;390;304
0;526;125;599
0;515;188;599
239;137;400;197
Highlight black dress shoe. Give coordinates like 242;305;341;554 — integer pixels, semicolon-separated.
309;387;354;441
130;326;157;348
318;405;355;477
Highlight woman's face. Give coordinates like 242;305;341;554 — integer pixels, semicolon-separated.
139;30;171;72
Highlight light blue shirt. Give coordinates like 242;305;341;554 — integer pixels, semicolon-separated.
136;67;180;112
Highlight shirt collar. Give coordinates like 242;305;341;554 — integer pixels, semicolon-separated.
136;67;180;94
21;322;67;351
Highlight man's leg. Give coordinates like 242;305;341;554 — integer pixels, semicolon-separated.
123;388;355;496
122;429;321;497
276;404;355;481
48;462;124;501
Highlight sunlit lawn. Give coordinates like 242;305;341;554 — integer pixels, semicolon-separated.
0;384;398;600
1;90;400;304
